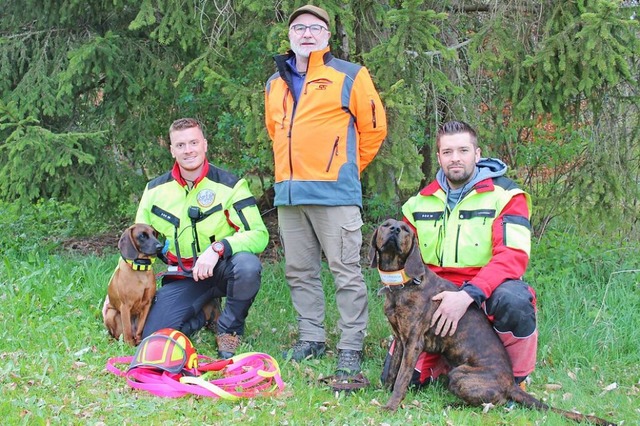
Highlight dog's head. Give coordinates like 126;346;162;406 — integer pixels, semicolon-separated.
119;224;163;260
369;218;425;281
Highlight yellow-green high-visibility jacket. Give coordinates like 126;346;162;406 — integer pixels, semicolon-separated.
136;161;268;269
402;176;532;299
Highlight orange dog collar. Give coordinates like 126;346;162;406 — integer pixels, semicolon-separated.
377;268;411;286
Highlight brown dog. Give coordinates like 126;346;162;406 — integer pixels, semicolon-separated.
369;218;615;425
103;224;162;346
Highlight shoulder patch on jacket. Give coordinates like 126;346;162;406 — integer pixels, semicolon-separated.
147;171;174;191
326;57;362;80
493;176;521;191
206;164;240;189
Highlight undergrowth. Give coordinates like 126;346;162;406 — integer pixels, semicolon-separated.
0;203;637;425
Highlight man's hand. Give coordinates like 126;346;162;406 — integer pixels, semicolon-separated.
191;246;220;282
430;290;474;337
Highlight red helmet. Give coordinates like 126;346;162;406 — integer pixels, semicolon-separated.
129;328;198;374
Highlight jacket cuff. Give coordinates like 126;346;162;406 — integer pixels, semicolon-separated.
461;282;486;307
221;239;232;259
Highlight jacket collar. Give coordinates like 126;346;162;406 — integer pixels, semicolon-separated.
307;46;332;68
275;46;333;71
171;160;210;188
419;176;495;196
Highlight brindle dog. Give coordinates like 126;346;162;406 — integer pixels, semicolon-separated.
369;219;615;425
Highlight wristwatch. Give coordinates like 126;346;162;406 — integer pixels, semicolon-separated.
211;241;225;258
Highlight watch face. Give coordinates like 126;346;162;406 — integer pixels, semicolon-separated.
212;242;224;253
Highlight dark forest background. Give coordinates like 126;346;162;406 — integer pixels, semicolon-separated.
1;0;639;241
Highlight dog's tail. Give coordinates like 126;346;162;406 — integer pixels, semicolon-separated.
509;386;616;426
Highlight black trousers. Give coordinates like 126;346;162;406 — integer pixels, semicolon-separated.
142;252;262;339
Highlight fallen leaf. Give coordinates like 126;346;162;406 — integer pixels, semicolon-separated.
599;382;618;396
545;383;562;391
73;347;91;358
482;402;495;413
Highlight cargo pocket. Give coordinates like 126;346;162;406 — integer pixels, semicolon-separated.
340;215;364;264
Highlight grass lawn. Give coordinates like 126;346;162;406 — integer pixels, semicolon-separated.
0;233;637;425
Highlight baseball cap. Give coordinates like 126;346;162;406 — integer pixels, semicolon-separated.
288;5;330;28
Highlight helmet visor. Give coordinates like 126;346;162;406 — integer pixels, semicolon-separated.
129;334;189;374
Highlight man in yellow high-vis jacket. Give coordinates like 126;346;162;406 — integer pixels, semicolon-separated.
132;118;268;359
382;121;537;388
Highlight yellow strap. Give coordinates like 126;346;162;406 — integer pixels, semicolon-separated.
123;257;155;271
179;376;240;400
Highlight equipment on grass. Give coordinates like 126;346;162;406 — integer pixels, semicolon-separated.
106;328;284;399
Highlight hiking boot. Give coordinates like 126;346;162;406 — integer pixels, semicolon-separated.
282;340;326;361
202;298;222;334
216;332;240;359
335;349;362;378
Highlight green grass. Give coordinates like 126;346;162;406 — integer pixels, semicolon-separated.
1;232;638;425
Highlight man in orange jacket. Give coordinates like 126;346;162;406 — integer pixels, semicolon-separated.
265;4;387;377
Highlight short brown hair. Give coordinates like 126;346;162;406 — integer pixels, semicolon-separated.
169;118;203;134
435;121;478;150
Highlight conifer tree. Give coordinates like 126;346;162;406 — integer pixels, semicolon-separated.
1;0;637;235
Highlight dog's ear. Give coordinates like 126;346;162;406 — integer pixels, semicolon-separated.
118;226;139;260
404;235;425;278
368;228;379;268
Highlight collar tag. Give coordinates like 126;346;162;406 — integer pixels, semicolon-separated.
378;269;411;286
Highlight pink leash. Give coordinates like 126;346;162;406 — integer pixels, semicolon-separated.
106;352;285;399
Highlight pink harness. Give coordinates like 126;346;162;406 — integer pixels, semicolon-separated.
106;352;285;399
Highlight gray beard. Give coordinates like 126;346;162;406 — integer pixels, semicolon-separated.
290;40;329;59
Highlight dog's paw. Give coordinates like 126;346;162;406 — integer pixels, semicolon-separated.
382;401;400;411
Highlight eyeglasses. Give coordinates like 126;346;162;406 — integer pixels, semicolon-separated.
290;24;328;36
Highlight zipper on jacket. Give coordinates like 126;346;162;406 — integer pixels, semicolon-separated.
435;224;444;267
304;78;332;95
325;137;340;172
454;224;461;263
281;88;289;129
370;100;377;128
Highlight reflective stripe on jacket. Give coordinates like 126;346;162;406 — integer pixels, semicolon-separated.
402;176;532;298
265;47;387;207
135;161;268;268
